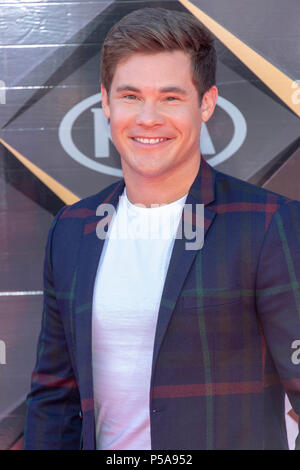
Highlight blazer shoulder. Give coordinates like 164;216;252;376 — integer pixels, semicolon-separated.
55;179;124;221
48;179;124;245
47;180;124;272
213;169;294;207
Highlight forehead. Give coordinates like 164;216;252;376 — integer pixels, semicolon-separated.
110;50;196;92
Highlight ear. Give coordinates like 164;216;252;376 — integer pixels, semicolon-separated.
200;85;218;122
101;83;110;119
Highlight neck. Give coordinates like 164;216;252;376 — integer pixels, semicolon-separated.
123;157;201;207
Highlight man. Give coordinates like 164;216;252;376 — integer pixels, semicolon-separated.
24;8;300;450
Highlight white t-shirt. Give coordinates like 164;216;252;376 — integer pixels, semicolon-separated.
92;188;187;450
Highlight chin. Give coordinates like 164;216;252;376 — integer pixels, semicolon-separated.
133;167;168;178
133;169;165;179
126;160;168;178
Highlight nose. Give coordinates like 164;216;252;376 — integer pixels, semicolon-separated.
135;101;164;127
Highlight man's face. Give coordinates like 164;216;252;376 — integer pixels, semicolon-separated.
101;50;217;181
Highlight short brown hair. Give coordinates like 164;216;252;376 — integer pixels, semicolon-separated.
100;7;216;103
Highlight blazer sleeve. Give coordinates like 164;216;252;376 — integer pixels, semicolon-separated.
256;200;300;450
23;207;82;450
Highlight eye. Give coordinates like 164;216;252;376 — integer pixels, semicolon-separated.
165;96;179;102
123;94;138;100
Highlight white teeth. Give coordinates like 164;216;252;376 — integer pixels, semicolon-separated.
134;137;167;144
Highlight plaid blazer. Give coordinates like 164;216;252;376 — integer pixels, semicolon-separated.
24;158;300;450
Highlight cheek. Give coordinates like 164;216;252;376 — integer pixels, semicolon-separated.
172;115;200;141
186;110;202;138
109;111;133;152
169;107;201;130
109;106;134;130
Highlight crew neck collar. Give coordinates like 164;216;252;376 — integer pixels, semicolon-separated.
123;187;188;214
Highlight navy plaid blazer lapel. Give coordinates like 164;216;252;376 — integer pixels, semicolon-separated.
151;158;217;383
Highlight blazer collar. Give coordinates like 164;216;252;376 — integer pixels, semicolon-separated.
188;155;216;206
151;157;217;378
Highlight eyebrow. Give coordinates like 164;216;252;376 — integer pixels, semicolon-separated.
115;85;188;95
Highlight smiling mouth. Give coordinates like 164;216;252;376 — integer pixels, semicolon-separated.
132;137;170;145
